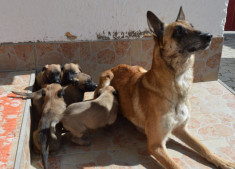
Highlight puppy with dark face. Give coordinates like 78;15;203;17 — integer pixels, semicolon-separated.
61;63;82;86
35;64;61;89
63;72;98;105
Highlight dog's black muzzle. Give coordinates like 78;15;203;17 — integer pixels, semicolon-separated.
49;74;61;84
84;81;98;91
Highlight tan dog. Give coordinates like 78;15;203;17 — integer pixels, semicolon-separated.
32;84;66;169
35;64;61;89
61;63;82;86
50;86;118;146
63;72;98;105
94;8;235;169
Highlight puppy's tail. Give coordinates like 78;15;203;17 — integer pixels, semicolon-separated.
39;117;50;169
50;120;59;140
94;70;114;98
11;91;34;99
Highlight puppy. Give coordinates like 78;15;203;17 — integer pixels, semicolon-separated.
50;86;118;146
63;72;98;105
35;64;61;89
33;84;66;169
61;63;82;86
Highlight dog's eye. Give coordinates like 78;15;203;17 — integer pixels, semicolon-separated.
173;26;187;37
41;90;46;97
57;90;65;97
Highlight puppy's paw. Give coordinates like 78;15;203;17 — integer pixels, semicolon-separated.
72;137;91;146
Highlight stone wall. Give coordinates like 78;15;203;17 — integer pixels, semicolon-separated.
0;37;223;83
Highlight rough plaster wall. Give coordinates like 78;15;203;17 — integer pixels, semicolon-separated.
0;0;228;43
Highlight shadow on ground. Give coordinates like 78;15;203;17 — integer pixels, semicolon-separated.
219;58;235;91
223;33;235;49
31;115;216;169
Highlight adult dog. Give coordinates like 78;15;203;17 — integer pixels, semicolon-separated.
94;7;235;169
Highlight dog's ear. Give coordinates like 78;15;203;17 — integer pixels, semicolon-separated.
57;88;65;97
41;89;46;97
176;6;185;21
113;90;118;97
96;90;101;98
61;65;64;71
79;67;82;72
147;11;164;44
42;65;49;71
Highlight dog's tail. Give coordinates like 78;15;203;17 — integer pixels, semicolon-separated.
39;116;51;169
50;120;59;140
11;91;35;99
94;70;114;98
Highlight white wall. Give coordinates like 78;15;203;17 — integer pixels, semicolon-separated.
0;0;228;43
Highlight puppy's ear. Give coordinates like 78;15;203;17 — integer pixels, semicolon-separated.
79;67;82;72
57;88;65;97
176;6;185;21
61;65;64;71
147;11;164;44
96;90;101;98
42;65;48;71
41;89;46;97
113;90;118;97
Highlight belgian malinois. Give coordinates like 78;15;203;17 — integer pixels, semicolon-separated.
50;85;118;146
63;72;98;105
35;64;61;89
34;84;66;169
61;63;82;86
94;7;235;169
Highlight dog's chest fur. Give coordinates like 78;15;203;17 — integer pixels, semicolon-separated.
172;65;193;126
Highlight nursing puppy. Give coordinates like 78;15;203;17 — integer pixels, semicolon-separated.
33;84;66;169
61;63;82;86
94;8;235;169
50;86;118;146
63;72;98;105
35;64;61;89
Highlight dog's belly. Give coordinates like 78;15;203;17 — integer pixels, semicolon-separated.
118;87;146;130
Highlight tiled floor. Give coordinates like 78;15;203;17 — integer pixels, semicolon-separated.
0;71;32;168
219;32;235;91
31;81;235;169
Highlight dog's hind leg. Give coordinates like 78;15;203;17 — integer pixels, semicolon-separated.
65;123;91;146
173;126;235;169
146;117;181;169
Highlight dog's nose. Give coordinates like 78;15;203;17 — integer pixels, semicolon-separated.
55;79;60;83
200;33;212;42
94;84;98;88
